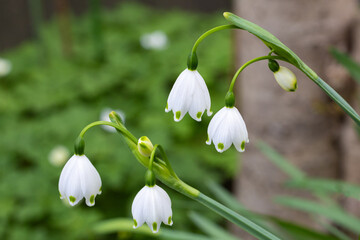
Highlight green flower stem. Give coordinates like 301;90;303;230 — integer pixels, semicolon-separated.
191;24;236;54
79;121;137;144
196;193;281;240
228;55;287;92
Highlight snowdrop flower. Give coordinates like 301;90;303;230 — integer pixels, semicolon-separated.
140;31;168;50
132;185;173;233
100;108;125;132
206;106;249;153
49;145;70;167
273;66;297;92
58;154;102;207
0;58;11;77
166;69;212;122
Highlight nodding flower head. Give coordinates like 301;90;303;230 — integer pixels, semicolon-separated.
58;154;102;207
131;185;173;233
206;106;249;153
166;69;212;122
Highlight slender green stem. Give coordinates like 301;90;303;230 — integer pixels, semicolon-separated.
79;121;137;143
228;55;287;92
156;145;178;179
191;25;236;54
196;193;281;240
149;144;158;171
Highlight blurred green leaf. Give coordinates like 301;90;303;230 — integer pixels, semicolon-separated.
188;212;240;240
94;218;216;240
276;196;360;234
256;141;305;181
331;48;360;83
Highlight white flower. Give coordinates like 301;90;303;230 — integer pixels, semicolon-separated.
58;154;102;207
100;108;125;132
0;58;11;77
166;69;212;122
132;185;173;233
274;66;297;92
140;31;168;50
206;106;249;153
49;145;70;167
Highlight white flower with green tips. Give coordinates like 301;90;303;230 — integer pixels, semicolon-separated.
165;68;212;122
131;185;173;233
58;154;102;207
273;66;297;92
206;106;249;153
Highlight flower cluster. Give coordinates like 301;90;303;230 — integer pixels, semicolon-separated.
58;135;173;233
166;68;249;153
166;58;297;153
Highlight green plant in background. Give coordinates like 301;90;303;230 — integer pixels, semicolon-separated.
0;3;236;240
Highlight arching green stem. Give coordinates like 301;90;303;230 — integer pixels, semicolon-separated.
191;24;236;54
228;55;287;92
79;121;137;144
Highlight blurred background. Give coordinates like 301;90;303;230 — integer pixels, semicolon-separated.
0;0;360;240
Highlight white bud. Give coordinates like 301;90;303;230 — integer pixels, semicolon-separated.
137;136;154;157
274;66;297;92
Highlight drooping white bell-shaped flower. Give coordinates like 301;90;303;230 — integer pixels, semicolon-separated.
166;68;212;122
131;185;173;233
58;154;102;207
206;106;249;153
273;66;297;92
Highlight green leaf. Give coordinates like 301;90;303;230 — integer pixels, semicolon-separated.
276;196;360;234
93;218;215;240
269;218;339;240
331;48;360;83
189;212;240;240
256;141;305;181
287;178;360;200
223;12;317;79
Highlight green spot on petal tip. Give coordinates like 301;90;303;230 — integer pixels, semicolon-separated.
152;222;157;232
241;141;245;151
168;216;172;225
218;143;224;150
69;196;76;203
196;112;202;119
134;219;138;227
175;111;181;120
90;195;95;204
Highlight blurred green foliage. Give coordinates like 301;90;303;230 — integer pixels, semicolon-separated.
0;3;237;240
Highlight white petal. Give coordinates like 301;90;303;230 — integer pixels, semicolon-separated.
78;156;102;207
132;186;148;228
194;70;212;116
154;185;173;225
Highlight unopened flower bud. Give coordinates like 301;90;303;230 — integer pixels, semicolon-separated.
137;136;154;157
273;66;297;92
